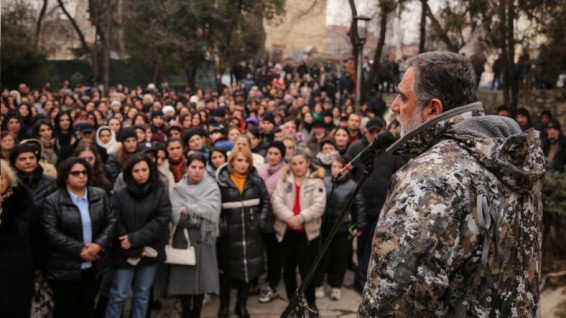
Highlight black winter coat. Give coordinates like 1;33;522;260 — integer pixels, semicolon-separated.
541;135;566;172
344;136;406;219
42;187;116;281
215;164;270;282
322;175;367;234
111;185;171;268
16;165;58;209
0;185;36;318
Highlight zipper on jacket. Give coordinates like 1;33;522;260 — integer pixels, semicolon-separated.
241;204;249;282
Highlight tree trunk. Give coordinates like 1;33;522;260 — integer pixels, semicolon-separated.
57;0;92;58
362;5;390;103
419;0;427;53
499;0;510;107
506;0;519;110
35;0;48;48
425;2;459;52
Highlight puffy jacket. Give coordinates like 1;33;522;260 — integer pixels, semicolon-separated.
41;187;116;281
322;175;366;234
16;165;58;209
215;164;270;282
359;103;545;317
272;164;326;242
111;185;171;268
257;161;287;233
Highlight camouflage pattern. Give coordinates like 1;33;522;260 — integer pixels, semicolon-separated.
359;103;545;317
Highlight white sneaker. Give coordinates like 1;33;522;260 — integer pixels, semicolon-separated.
315;287;325;298
258;286;278;303
330;288;341;301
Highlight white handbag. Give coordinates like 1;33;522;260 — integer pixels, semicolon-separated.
165;225;196;266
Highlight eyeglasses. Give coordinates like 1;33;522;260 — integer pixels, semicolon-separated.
69;170;88;177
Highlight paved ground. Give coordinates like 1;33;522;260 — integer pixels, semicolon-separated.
143;269;566;318
149;270;361;318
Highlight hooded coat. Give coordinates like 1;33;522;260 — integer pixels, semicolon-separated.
359;103;545;317
215;164;270;283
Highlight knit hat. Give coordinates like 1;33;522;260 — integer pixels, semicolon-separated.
183;128;205;146
120;127;137;142
267;141;286;157
9;143;39;166
262;113;276;125
547;119;561;131
151;110;164;119
319;138;336;151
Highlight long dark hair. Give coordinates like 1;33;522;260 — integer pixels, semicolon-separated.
208;146;227;169
54;111;75;138
122;154;162;196
73;141;112;192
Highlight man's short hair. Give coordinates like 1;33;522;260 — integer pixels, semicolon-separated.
405;51;478;112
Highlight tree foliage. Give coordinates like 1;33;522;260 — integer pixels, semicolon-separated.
124;0;284;87
1;1;51;88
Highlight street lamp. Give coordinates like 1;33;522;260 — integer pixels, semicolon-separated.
354;15;370;113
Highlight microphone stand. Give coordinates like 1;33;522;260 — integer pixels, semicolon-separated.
280;153;377;318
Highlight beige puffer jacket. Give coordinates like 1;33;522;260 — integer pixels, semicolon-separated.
272;164;326;242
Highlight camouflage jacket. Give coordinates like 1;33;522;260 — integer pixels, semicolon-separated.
358;102;545;317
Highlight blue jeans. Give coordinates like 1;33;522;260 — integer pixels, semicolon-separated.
104;265;158;318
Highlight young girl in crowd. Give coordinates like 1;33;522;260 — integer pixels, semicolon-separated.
272;148;326;318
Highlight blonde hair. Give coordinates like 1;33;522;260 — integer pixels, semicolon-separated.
227;146;253;173
0;159;18;188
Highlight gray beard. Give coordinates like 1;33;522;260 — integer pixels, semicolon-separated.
400;109;424;135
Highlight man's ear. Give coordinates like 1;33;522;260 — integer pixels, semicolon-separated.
423;98;444;120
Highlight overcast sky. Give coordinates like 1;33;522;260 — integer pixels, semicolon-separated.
326;0;442;44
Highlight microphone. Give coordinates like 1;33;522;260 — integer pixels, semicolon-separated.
338;130;395;176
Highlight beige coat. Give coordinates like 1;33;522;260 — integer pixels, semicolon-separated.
272;165;326;242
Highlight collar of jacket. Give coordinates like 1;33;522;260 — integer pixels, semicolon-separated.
386;102;485;157
58;186;101;206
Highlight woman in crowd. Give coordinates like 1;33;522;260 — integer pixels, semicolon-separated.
1;111;26;142
32;119;59;166
247;127;267;157
215;146;270;318
315;156;366;301
166;138;186;183
184;128;209;159
107;118;122;141
73;142;113;193
207;146;227;178
54;111;78;162
0;131;16;160
168;153;222;318
233;134;264;168
42;157;116;317
154;142;175;194
106;155;171;318
333;127;350;156
96;126;118;155
105;127;139;183
256;141;287;304
0;159;37;318
313;138;340;177
272;149;326;318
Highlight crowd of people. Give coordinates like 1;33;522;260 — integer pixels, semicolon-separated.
0;53;564;318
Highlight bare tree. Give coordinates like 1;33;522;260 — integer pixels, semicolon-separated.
35;0;49;48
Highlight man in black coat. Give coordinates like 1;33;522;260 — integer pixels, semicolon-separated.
541;119;566;172
344;118;406;292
